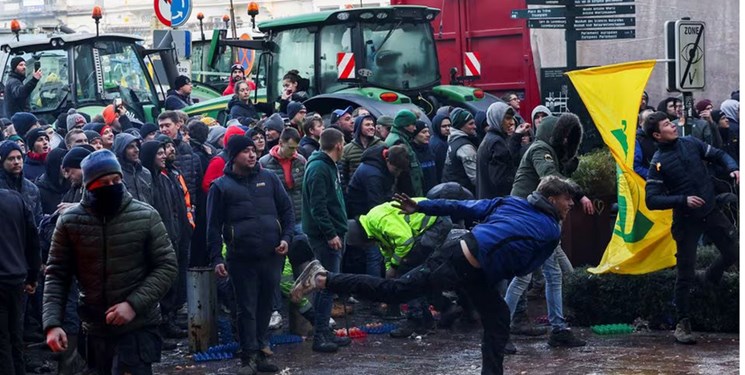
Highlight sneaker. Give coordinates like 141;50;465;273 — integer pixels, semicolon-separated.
548;329;586;348
253;351;279;373
503;340;517;355
674;318;697;345
291;260;326;303
269;311;283;330
312;332;338;353
329;317;337;328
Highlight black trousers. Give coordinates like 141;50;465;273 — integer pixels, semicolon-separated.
83;328;162;375
672;208;738;320
326;233;509;375
0;283;24;375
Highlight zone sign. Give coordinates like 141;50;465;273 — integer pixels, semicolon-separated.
674;20;705;91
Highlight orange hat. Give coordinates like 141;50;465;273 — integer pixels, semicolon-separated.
102;105;117;126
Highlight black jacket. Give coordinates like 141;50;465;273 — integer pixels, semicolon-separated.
173;134;203;202
412;141;438;195
0;189;40;286
646;136;738;220
35;148;70;215
429;114;449;183
4;71;39;117
207;163;294;265
0;168;42;224
476;115;523;199
43;192;177;336
227;98;273;125
298;136;319;160
164;90;193;111
346;145;395;218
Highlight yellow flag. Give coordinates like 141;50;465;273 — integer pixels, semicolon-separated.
566;60;676;274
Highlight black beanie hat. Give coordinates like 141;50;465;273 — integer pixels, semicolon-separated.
227;135;255;161
10;57;24;72
25;128;48;150
413;120;428;137
175;75;191;90
0;140;22;161
140;122;159;138
84;130;102;143
11;112;38;137
62;146;92;169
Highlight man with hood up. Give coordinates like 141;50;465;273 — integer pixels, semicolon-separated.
506;113;594;351
35;148;70;214
346;144;410;219
340;114;383;190
428;113;450;182
139;139;190;340
442;108;479;194
113;132;153;205
719;99;739;163
476;102;529;199
386;109;424;196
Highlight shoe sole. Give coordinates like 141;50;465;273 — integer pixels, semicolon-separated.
291;260;322;303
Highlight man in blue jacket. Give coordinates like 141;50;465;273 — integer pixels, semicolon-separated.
207;135;294;375
644;111;739;345
292;175;578;375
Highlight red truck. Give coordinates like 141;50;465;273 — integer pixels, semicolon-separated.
391;0;540;118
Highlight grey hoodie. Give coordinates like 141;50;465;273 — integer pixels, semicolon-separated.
477;102;522;199
113;133;153;205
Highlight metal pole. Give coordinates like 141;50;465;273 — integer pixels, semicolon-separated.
565;1;576;70
228;0;238;39
187;267;218;353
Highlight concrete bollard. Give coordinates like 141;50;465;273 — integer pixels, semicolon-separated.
187;267;218;353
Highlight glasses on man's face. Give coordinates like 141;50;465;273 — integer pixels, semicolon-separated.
510;97;519;102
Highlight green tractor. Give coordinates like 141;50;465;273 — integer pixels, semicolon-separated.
0;33;166;124
185;5;499;122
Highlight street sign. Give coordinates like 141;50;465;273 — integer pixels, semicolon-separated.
464;52;482;77
574;16;635;28
529;16;635;29
526;0;634;4
177;60;191;78
574;0;634;4
674;20;705;91
528;18;567;29
511;7;567;19
154;0;192;27
567;29;636;41
577;5;635;17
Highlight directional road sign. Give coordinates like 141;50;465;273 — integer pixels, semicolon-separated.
674;20;705;91
526;0;634;4
511;7;567;19
576;5;635;17
567;29;636;41
154;0;192;27
529;16;636;29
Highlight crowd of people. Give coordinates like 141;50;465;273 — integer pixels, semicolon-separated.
0;58;740;375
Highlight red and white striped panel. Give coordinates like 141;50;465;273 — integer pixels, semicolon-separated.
464;52;481;77
337;52;356;80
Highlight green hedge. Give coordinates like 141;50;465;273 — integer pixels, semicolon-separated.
564;246;739;333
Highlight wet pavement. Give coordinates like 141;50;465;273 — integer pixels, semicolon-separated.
153;307;739;375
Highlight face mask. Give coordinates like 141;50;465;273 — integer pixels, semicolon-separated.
88;183;125;216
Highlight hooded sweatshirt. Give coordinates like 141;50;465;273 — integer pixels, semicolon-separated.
35;148;70;214
341;115;383;189
476;102;523;199
428;114;449;182
141;140;186;249
719;99;740;163
385;118;423;197
511;113;584;198
113;133;153;205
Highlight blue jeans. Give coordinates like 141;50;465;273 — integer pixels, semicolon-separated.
504;245;566;331
365;245;383;278
308;236;343;336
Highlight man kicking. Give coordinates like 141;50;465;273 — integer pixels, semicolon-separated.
291;175;579;375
